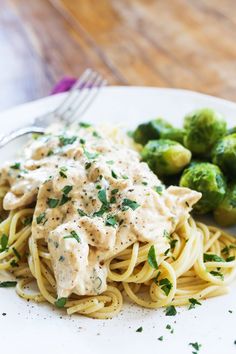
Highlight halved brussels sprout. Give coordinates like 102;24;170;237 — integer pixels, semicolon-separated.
212;133;236;178
183;108;227;156
160;127;185;144
214;183;236;226
142;139;191;176
180;162;226;214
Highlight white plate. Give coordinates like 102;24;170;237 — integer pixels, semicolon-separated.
0;87;236;354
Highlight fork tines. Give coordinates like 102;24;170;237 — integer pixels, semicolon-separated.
55;68;107;123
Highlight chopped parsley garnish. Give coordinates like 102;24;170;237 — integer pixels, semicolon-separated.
105;215;118;227
121;198;140;211
47;150;54;156
79;122;91;128
170;239;178;250
203;253;225;262
77;208;87;217
122;175;129;180
0;281;17;288
59;135;77;146
158;336;163;341
93;204;108;217
93;131;101;138
85;162;92;169
36;212;46;225
106;160;114;165
142;181;148;186
222;244;236;255
136;327;143;333
210;270;224;280
62;185;73;195
55;297;67;308
226;256;235;262
111;170;118;179
80;138;85;145
98;189;109;205
59;194;71;206
83;148;99;160
47;198;59;208
163;230;170;239
59;255;65;262
59;166;68;178
188;298;202;310
148;245;158;270
10;162;21;170
154;185;164;195
64;230;81;243
10;260;19;268
166;324;171;330
165;305;177;316
159;278;173;296
22;216;33;226
0;234;8;252
111;189;119;195
189;342;201;351
12;247;21;260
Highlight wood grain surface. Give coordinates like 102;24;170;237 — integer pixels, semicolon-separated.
1;0;236;110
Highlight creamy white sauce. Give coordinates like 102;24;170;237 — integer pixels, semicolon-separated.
0;125;201;298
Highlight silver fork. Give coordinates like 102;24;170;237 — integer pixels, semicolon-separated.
0;69;106;148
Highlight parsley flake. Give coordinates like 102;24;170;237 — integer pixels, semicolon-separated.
165;305;177;316
98;189;109;206
148;245;158;270
210;270;224;280
154;185;164;195
189;342;201;351
55;297;67;308
188;298;201;310
12;247;21;260
0;234;8;252
136;326;143;333
59;135;77;146
77;208;87;217
59;166;68;178
79;122;91;128
0;281;17;288
159;278;173;296
47;198;59;208
105;215;118;227
64;230;81;243
36;213;46;225
122;198;140;211
83;148;99;160
59;194;71;206
10;162;21;170
62;185;73;195
203;253;225;262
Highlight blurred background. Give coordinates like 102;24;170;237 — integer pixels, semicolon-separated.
1;0;236;110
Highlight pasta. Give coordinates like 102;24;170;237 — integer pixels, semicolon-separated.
0;201;235;319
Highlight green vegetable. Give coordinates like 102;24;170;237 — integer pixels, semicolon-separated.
209;270;224;280
0;281;17;288
98;189;108;205
142;139;191;176
214;183;236;226
160;127;185;144
83;148;99;160
47;198;59;208
159;278;172;296
12;247;21;260
189;342;201;351
148;245;158;269
133;118;172;145
136;327;143;332
79;122;91;128
10;162;21;169
59;166;68;178
63;230;81;243
55;297;67;308
188;298;201;310
203;253;225;262
105;215;118;227
212;133;236;178
183;108;226;156
0;234;8;252
158;336;163;341
165;305;177;316
121;198;140;211
180;162;226;214
59;135;77;146
77;208;87;217
36;212;46;224
59;195;71;206
62;185;73;195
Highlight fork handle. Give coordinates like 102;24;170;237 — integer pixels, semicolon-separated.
0;126;45;148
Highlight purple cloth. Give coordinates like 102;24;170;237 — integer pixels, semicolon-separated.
51;77;77;94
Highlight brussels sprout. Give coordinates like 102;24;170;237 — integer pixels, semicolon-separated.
160;127;185;144
141;139;191;176
214;183;236;226
180;162;226;214
183;108;227;156
133;118;172;145
211;133;236;178
226;127;236;136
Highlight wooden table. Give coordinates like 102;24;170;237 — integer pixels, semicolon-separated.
1;0;236;111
